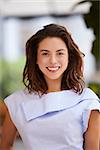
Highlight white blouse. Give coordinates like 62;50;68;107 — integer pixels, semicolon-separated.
4;88;100;150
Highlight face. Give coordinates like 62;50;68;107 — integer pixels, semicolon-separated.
37;37;68;83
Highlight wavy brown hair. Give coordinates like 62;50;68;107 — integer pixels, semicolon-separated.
23;24;85;95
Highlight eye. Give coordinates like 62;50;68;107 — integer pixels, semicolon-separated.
58;52;64;55
42;52;48;56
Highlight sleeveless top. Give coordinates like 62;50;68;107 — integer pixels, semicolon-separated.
4;88;100;150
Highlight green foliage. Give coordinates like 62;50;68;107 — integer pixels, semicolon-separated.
75;1;100;98
0;57;25;99
84;1;100;65
88;82;100;98
75;0;100;67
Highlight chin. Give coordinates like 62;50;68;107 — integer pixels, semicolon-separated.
45;75;62;81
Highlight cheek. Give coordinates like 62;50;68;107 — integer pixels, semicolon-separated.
37;54;42;64
37;56;47;67
61;56;69;65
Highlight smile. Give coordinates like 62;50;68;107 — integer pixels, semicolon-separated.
46;66;60;72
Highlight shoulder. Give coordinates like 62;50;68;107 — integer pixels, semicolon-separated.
4;89;38;121
4;89;25;103
81;87;99;101
4;89;37;107
80;88;100;110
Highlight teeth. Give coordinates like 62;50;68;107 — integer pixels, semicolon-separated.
47;66;60;71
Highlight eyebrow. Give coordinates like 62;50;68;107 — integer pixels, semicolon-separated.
40;50;49;52
40;49;66;52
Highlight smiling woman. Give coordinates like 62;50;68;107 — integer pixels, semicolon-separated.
0;24;100;150
23;24;84;94
37;37;68;90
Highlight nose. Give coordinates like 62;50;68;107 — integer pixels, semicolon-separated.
49;54;57;64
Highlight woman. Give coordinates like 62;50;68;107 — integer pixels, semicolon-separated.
1;24;100;150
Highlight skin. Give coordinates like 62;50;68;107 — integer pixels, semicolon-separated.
0;100;6;119
1;37;100;149
37;37;68;92
0;104;17;150
0;100;6;147
84;110;100;150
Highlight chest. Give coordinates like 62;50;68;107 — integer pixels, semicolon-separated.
14;103;84;137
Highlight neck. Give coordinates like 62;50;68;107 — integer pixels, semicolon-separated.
47;79;61;93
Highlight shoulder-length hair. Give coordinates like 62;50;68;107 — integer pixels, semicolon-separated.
23;24;85;95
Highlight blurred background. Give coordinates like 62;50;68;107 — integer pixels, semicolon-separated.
0;0;100;99
0;0;100;149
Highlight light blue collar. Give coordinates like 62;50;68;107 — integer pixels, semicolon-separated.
21;88;99;121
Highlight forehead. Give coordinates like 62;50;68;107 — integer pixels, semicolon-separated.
38;37;67;51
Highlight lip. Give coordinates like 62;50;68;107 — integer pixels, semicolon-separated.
46;66;60;72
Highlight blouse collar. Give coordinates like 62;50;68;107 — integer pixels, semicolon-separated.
21;88;99;121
